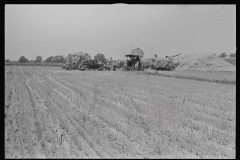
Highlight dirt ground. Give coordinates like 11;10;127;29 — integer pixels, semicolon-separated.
5;66;236;158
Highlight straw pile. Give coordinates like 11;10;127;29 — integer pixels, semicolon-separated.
65;52;91;67
142;58;154;67
151;57;177;70
174;53;236;72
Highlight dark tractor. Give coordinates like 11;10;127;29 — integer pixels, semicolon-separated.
78;60;110;71
123;54;144;71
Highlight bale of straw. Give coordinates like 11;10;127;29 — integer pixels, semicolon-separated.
152;58;176;69
65;52;91;68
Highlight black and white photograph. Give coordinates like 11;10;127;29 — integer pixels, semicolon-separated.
5;4;236;158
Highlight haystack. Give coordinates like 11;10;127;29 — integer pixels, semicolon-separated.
65;52;91;67
151;57;177;70
142;58;154;67
174;53;236;72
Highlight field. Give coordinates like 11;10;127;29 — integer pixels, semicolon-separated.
5;66;236;158
5;61;64;67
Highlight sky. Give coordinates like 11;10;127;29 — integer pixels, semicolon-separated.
5;4;236;61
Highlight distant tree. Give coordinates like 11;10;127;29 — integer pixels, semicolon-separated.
35;56;42;62
44;55;66;63
219;52;227;58
84;53;91;60
5;59;10;62
45;56;54;63
94;53;107;64
229;53;236;58
19;56;29;63
52;55;65;63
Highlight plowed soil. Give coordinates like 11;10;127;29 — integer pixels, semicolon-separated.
5;66;236;158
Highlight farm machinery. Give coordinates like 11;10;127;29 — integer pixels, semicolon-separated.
150;53;181;71
62;52;111;71
62;62;80;70
115;60;125;69
123;54;144;71
141;58;154;69
78;59;111;71
63;59;111;71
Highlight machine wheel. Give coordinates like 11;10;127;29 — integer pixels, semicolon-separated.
84;66;89;71
102;67;107;71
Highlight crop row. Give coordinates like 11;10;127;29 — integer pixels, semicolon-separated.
5;66;236;158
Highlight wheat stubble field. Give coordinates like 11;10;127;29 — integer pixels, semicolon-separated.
5;66;235;158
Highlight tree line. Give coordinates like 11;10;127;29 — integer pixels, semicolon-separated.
5;50;236;63
15;55;66;63
5;48;145;64
5;54;106;63
218;52;236;58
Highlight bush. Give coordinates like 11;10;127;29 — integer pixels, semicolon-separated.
219;52;227;58
35;56;42;63
229;53;236;58
19;56;29;63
